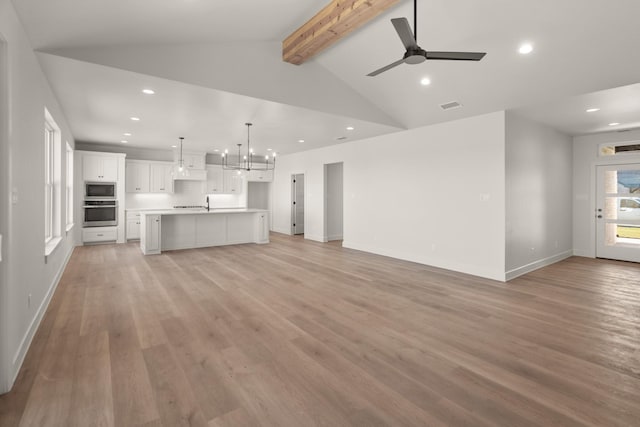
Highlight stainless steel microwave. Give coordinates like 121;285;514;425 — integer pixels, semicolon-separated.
85;181;116;200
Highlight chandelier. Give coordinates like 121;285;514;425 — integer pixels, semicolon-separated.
222;123;275;171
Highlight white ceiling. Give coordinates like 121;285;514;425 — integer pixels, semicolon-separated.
12;0;640;155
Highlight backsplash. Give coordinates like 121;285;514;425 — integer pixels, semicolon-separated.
125;180;247;210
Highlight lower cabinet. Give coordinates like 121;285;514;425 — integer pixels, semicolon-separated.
82;226;117;243
141;214;161;255
126;211;141;240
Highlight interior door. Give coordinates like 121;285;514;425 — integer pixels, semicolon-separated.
596;164;640;262
291;174;304;235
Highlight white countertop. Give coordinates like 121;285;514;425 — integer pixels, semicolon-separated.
139;208;267;216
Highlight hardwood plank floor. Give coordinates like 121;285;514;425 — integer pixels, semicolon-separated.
1;233;639;426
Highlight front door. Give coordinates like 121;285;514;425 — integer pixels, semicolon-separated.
596;164;640;262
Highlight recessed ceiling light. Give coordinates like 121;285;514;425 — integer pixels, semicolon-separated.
420;77;431;86
586;108;600;113
130;117;140;121
267;148;273;151
346;126;355;131
123;132;132;136
120;140;128;144
171;145;177;148
609;122;620;126
213;149;219;152
298;139;305;143
142;89;155;95
518;43;533;54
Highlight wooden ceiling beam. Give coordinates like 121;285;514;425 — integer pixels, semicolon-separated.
283;0;401;65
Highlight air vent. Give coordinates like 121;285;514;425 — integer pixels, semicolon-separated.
440;101;462;110
335;136;347;141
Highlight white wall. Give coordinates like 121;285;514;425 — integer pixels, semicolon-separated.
573;129;640;257
273;112;507;281
0;0;76;392
504;112;573;279
325;162;343;241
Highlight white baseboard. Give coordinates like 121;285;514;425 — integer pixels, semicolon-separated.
10;245;74;386
271;226;292;235
572;249;594;258
327;234;343;241
342;240;506;282
305;234;327;243
505;250;573;281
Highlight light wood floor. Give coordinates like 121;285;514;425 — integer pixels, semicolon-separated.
1;234;639;426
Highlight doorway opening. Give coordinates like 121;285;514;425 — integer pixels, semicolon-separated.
324;162;343;242
596;163;640;262
291;174;304;235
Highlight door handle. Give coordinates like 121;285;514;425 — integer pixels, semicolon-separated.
597;215;603;218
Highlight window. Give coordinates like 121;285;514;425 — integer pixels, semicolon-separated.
44;109;61;254
44;122;54;243
66;142;74;230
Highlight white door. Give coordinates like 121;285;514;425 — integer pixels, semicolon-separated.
291;174;304;235
596;164;640;262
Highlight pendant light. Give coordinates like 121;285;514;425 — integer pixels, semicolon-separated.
173;136;190;177
222;123;275;171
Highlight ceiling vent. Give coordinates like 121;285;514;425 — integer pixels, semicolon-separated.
335;136;347;141
440;101;462;110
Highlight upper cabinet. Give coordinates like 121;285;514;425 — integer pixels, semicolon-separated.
126;160;174;194
202;165;244;195
223;169;243;194
174;150;205;170
83;154;118;182
125;161;150;193
204;165;224;194
247;168;273;182
150;163;174;193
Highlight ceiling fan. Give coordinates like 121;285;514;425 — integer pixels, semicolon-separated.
367;0;486;77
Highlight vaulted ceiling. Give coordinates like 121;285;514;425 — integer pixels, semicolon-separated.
12;0;640;155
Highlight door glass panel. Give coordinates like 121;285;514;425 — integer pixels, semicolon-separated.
597;164;640;262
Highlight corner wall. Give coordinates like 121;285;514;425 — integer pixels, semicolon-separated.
504;112;573;279
273;112;507;281
0;0;76;392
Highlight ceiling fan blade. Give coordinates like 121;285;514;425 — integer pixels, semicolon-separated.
367;57;407;77
425;51;486;61
391;18;417;50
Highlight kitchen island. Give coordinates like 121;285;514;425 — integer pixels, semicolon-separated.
139;208;269;255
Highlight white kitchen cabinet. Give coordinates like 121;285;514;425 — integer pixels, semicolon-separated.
150;163;174;193
174;151;205;170
203;165;224;194
184;153;205;170
82;226;117;243
83;154;118;182
247;168;273;182
141;214;161;255
125;161;150;193
126;211;141;240
223;169;244;194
